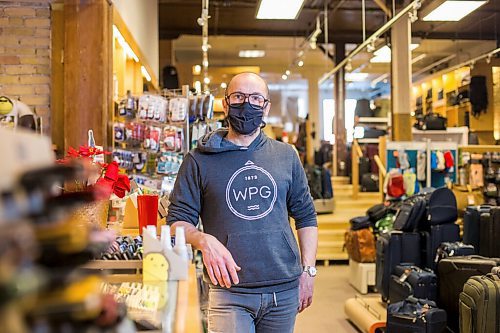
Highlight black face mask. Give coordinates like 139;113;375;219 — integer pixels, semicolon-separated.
227;102;264;135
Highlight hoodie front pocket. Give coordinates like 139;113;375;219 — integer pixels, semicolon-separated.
226;230;302;286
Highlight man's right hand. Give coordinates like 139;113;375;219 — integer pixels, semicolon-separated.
199;234;241;288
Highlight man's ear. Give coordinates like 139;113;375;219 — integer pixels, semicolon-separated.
263;102;271;117
222;98;229;117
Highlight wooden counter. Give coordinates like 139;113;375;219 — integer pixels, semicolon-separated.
174;264;203;333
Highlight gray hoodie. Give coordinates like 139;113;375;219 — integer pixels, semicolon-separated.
167;128;317;293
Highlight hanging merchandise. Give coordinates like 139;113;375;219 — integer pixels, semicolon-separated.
469;75;488;118
435;151;446;171
386;170;406;198
443;151;454;171
469;159;484;188
403;169;417;196
397;149;410;170
431;151;438;170
417;151;426;181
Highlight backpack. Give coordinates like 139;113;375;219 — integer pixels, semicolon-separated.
393;194;427;232
305;165;323;199
387;172;405;198
344;228;376;263
424;187;457;227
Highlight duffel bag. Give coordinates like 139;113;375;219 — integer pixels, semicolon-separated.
344;229;376;263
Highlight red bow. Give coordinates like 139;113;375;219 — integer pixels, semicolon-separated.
95;162;131;199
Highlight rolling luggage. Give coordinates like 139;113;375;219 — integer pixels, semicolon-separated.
463;205;491;251
393;194;427;232
421;223;460;270
459;272;500;333
389;264;437;304
387;297;447;333
361;173;379;192
366;203;388;223
376;231;421;301
359;157;371;182
434;242;475;263
479;207;500;258
437;256;500;333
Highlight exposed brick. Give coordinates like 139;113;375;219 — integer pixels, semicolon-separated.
5;65;37;75
20;56;50;65
5;47;35;55
19;37;37;46
34;84;49;94
0;55;20;64
0;46;5;54
0;36;20;46
20;94;49;106
4;7;36;17
35;37;49;47
36;48;49;56
0;18;9;27
0;75;20;84
2;84;35;95
36;65;50;75
3;27;35;36
35;8;50;17
35;105;50;116
9;18;24;27
25;18;50;27
35;28;50;37
19;75;49;84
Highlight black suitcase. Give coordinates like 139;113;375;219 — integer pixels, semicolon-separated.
366;203;388;223
359;157;370;182
463;205;491;251
361;173;379;192
393;194;427;232
376;231;421;301
437;256;500;333
387;297;447;333
434;242;475;263
349;216;371;230
479;207;500;258
389;264;437;304
421;223;460;270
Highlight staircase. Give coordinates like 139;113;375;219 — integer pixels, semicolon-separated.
316;176;381;263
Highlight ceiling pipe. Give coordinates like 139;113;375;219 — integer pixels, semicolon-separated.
318;0;422;85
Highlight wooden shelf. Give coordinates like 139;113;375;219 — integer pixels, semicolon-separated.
358;117;389;124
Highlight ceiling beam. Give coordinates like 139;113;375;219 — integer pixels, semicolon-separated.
372;0;392;17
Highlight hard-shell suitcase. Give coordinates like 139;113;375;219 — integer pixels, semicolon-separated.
421;223;460;270
434;242;475;263
389;264;437;304
479;207;500;258
361;173;379;192
459;273;500;333
437;256;500;333
463;205;491;251
376;231;421;301
359;157;371;182
387;297;447;333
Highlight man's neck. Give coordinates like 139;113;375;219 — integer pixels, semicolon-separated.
226;128;261;147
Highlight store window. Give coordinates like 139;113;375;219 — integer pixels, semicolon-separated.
322;99;357;144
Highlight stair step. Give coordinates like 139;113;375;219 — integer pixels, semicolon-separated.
331;176;350;185
318;230;346;242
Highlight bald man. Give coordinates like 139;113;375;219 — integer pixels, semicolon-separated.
167;72;318;333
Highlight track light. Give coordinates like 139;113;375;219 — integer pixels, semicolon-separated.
285;70;291;75
282;74;288;80
345;59;353;72
298;60;304;67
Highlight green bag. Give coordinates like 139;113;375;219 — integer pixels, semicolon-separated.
375;214;395;233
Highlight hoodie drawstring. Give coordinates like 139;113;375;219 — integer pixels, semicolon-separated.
273;292;277;307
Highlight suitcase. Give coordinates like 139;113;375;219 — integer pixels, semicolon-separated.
459;272;500;333
437;256;500;333
479;207;500;258
359;157;371;182
463;205;491;251
366;203;388;223
361;173;379;192
434;242;475;263
376;231;421;301
350;216;371;230
389;264;437;304
387;297;447;333
421;223;460;270
393;194;427;232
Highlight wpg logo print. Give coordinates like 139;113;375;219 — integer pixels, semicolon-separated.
225;160;277;220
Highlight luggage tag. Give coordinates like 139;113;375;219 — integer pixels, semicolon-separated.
399;269;411;283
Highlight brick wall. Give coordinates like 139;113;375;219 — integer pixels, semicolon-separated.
0;1;51;134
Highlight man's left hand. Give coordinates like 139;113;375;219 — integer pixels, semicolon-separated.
298;272;314;313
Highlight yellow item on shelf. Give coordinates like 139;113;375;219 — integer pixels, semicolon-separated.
143;253;169;282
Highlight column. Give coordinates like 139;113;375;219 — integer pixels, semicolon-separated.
63;0;113;150
305;72;321;165
391;13;412;141
334;43;347;176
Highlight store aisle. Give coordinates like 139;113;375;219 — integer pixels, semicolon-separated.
294;265;362;333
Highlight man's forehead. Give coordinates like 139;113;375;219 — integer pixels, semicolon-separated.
227;73;268;94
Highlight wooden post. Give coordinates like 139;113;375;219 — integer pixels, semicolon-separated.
352;139;360;199
378;135;387;201
63;0;113;151
334;43;347;175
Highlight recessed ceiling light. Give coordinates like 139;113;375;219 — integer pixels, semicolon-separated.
285;70;291;76
422;0;488;21
141;66;151;82
239;50;266;58
282;74;288;80
345;73;369;82
298;60;304;67
256;0;305;19
370;44;420;63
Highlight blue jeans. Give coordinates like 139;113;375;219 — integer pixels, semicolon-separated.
207;287;299;333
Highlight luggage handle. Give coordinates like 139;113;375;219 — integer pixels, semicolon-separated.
354;294;382;319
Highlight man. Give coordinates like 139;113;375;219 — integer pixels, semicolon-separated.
167;72;318;333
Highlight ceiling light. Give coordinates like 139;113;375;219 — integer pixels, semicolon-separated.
194;81;201;93
298;60;304;67
141;66;151;82
422;0;487;21
193;65;202;75
285;70;291;76
239;50;266;58
256;0;305;19
370;44;420;63
282;74;288;80
202;44;210;52
202;59;209;67
220;82;227;89
203;77;211;85
113;25;139;62
345;73;369;82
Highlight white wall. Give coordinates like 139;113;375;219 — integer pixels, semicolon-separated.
113;0;159;81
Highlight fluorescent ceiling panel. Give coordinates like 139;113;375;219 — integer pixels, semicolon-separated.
239;50;266;58
370;44;420;63
422;1;487;21
256;0;305;19
345;73;369;82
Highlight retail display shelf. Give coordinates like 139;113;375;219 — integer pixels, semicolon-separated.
357;138;380;144
358;117;389;123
